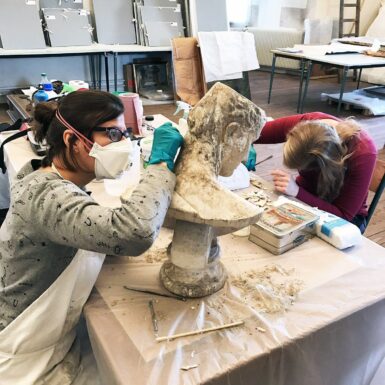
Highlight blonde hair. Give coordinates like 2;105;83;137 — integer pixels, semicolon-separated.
283;119;361;202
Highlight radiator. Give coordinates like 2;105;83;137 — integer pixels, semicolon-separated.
361;68;385;86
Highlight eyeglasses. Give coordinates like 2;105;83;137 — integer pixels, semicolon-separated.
93;126;130;142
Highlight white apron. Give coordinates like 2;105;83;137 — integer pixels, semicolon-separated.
0;249;105;385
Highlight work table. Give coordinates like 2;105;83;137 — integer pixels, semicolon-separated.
1;118;385;385
85;225;385;385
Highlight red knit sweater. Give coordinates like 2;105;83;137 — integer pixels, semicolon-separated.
256;112;377;220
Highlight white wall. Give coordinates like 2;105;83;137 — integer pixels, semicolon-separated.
227;0;251;27
257;0;283;29
282;0;307;7
360;0;382;35
248;0;308;29
305;0;339;19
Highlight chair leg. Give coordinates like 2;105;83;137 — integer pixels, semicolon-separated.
367;174;385;226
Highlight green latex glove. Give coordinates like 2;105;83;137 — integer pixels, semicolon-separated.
243;145;257;171
148;122;184;171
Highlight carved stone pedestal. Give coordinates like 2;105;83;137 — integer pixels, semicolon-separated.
160;220;226;298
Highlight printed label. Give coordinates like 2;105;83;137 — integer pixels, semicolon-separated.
293;235;305;245
26;0;36;5
257;203;318;236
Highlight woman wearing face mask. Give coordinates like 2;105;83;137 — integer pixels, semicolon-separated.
254;112;377;233
0;90;183;384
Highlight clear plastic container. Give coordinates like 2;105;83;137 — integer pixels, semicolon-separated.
40;73;53;92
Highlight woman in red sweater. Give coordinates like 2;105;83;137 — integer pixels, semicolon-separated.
255;112;377;233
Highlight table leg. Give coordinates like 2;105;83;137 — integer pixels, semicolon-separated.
337;67;348;114
89;55;96;89
267;54;277;104
297;58;305;113
300;60;313;113
98;54;102;90
356;68;362;89
104;52;110;92
114;52;118;92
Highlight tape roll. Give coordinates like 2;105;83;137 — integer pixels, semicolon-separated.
119;93;143;135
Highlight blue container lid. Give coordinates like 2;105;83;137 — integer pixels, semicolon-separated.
34;89;49;102
42;83;53;91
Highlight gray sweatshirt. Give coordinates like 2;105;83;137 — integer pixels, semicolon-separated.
0;160;175;330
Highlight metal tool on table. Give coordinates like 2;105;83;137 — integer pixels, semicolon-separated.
256;154;273;166
148;300;158;334
123;285;187;301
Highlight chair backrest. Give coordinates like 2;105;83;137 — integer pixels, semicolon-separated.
367;158;385;225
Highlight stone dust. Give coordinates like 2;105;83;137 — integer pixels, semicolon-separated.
230;264;303;313
142;247;168;264
250;179;264;189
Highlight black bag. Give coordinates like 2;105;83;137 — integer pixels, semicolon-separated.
0;119;31;174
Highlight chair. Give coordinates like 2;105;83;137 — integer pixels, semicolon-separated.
367;158;385;226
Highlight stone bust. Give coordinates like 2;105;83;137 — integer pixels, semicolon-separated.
168;82;266;229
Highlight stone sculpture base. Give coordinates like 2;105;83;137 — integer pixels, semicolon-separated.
160;259;227;298
159;220;227;298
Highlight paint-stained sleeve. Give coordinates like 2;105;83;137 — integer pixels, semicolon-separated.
27;164;176;256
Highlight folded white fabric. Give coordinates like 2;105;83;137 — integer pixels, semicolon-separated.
218;163;250;191
240;31;259;71
216;31;243;78
198;31;259;82
197;32;235;82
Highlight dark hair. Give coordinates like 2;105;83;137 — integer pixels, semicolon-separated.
32;90;124;170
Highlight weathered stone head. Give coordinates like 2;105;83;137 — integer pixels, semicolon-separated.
168;82;266;228
185;82;266;177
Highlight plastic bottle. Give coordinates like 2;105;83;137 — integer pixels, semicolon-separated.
174;101;191;120
40;73;52;91
33;85;49;104
40;73;57;99
173;101;191;136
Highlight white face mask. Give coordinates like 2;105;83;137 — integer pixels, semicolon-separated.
89;138;133;180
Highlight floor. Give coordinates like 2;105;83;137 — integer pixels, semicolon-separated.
1;70;384;246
